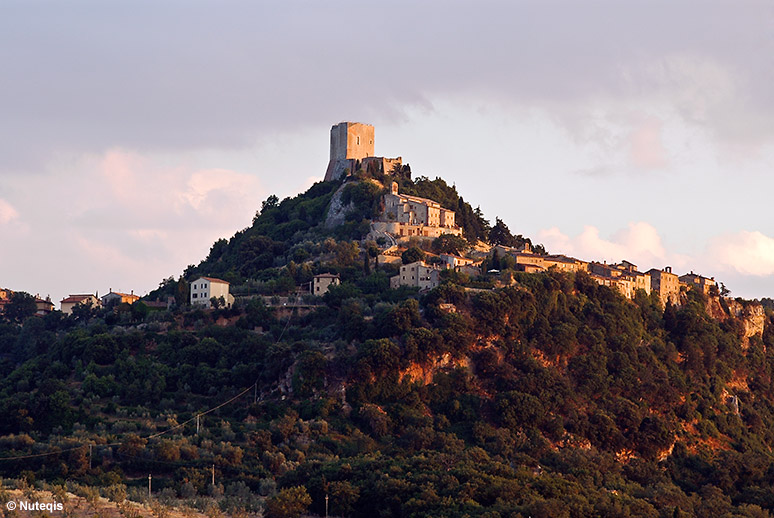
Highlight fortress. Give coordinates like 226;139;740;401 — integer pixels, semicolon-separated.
325;121;461;240
324;122;402;181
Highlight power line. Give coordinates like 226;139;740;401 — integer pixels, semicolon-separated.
0;291;303;462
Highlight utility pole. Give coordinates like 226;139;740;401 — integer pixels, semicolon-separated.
88;444;92;470
211;464;215;486
325;493;329;518
196;414;200;435
148;474;152;499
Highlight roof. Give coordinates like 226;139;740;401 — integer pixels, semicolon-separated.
440;253;469;260
647;268;677;276
195;276;230;285
103;291;138;298
61;294;96;303
314;273;340;279
545;255;581;264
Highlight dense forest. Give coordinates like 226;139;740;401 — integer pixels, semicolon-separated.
2;174;774;518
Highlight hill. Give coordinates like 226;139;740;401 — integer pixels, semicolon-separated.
2;171;774;518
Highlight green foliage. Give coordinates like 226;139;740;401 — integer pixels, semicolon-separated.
398;176;490;242
401;246;425;265
431;234;469;256
1;175;773;518
265;486;311;518
4;291;37;322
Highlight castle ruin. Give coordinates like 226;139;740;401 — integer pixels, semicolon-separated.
324;122;402;181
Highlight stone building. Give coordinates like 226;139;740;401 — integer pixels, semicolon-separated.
324;122;402;181
494;245;588;274
679;271;717;295
589;260;651;299
390;261;441;291
101;289;140;307
35;296;54;315
313;273;340;296
647;266;680;306
374;182;462;239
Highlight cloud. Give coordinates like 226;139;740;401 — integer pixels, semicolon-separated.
0;199;19;224
0;149;265;302
629;118;668;169
1;2;771;173
708;231;774;276
538;222;689;271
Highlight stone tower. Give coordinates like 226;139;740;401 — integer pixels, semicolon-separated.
325;122;375;181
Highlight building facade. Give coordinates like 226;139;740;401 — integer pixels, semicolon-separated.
647;267;681;306
390;261;441;290
190;277;234;308
313;273;340;296
375;182;462;239
324;122;402;181
101;289;140;307
60;294;101;315
679;272;717;295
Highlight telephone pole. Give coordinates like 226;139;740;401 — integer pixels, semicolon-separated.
148;474;152;499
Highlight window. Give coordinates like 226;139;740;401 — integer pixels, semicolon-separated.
357;136;360;145
193;293;197;298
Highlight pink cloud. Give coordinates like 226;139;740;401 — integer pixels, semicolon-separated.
707;231;774;276
1;149;267;303
629;118;668;169
0;199;19;224
538;222;689;272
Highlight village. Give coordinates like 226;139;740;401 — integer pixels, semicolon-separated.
2;122;722;316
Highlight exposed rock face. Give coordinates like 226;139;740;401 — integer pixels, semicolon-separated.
324;182;350;229
727;299;765;348
705;296;765;349
400;353;471;385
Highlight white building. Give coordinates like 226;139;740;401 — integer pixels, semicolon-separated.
190;277;234;308
60;294;101;315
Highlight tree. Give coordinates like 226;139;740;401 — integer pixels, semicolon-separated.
5;291;37;322
402;246;425;265
130;301;149;321
264;486;311;518
432;234;469;256
489;217;516;246
261;194;279;213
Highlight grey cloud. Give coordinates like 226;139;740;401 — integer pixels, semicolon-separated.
1;0;771;171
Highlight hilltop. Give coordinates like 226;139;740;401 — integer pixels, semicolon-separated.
2;126;774;517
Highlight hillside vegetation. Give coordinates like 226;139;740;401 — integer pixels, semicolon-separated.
2;176;774;518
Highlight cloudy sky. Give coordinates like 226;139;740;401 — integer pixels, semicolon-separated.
2;0;773;302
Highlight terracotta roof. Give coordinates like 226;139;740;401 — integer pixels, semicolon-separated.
61;294;96;303
103;291;137;298
314;273;340;279
197;277;230;285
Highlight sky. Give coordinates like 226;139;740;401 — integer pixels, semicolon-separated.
2;0;774;303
